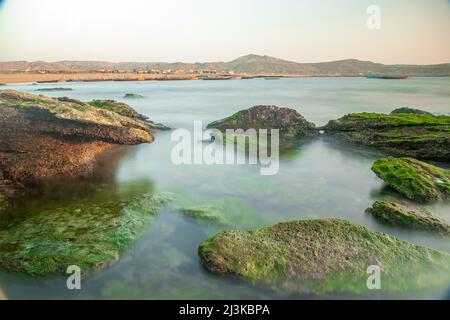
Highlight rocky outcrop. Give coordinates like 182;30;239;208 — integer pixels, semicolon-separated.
390;107;433;115
323;111;450;161
206;105;315;138
0;90;154;194
86;99;170;130
367;201;450;235
371;157;450;202
199;219;450;295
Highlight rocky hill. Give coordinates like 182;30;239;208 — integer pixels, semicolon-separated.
2;54;450;76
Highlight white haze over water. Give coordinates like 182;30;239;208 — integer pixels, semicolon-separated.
0;0;449;64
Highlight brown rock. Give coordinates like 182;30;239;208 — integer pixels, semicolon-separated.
0;90;154;192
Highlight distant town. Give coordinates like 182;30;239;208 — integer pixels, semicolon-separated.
1;54;449;83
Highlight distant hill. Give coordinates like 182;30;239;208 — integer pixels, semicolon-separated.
1;54;450;76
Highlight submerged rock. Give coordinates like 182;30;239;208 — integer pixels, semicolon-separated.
146;120;171;131
371;157;450;202
35;87;73;92
367;201;450;236
323;111;450;161
390;107;433;115
0;192;173;276
181;207;228;225
123;93;144;99
0;90;155;196
199;219;450;295
179;197;259;227
206;105;315;138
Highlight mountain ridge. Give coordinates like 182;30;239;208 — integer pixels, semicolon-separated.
1;54;450;76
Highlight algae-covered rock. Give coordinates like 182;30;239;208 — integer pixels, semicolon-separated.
199;219;450;295
0;90;156;190
0;193;8;212
87;99;148;122
324;112;450;161
181;208;228;225
88;99;170;130
179;197;258;227
0;192;172;276
367;201;450;236
390;107;433;115
371;157;450;202
207;105;315;138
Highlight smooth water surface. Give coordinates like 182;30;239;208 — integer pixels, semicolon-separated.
1;77;449;299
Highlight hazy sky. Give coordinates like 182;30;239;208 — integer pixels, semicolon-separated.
0;0;449;64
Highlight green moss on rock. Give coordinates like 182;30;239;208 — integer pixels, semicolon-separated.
0;193;8;212
367;201;450;235
87;99;146;121
0;193;172;276
181;208;228;225
0;90;154;143
324;112;450;161
207;105;316;138
199;219;450;295
179;197;257;227
371;157;450;202
390;107;433;115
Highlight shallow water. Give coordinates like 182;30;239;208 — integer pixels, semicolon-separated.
1;77;450;299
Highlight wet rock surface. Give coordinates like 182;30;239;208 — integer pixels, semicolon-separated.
323;111;450;161
207;105;316;138
0;90;155;194
366;201;450;236
371;157;450;202
199;219;450;295
0;192;173;276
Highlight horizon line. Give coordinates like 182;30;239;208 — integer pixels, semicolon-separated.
1;54;449;66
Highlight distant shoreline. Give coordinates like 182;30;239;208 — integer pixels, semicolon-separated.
1;72;449;84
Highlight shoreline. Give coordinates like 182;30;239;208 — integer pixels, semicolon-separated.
0;73;450;84
4;73;448;85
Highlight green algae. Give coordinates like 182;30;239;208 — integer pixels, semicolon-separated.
324;111;450;160
178;197;258;227
198;219;450;295
88;99;142;119
367;201;450;236
0;193;8;212
329;112;450;128
181;208;228;225
390;107;434;115
0;192;173;276
371;157;450;202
